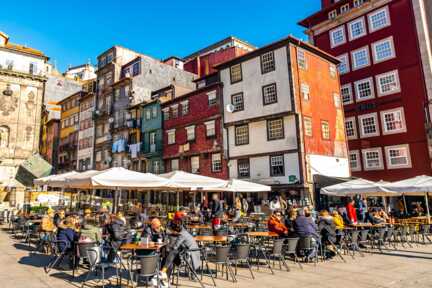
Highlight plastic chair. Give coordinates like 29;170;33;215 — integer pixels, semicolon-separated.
231;244;254;279
267;239;289;271
284;237;302;268
129;253;160;288
207;245;236;282
297;236;318;264
81;246;119;288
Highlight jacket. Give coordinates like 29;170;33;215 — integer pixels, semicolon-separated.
294;215;318;239
170;229;201;270
268;215;288;236
333;214;345;230
57;226;79;252
142;225;165;243
210;200;223;218
346;203;358;224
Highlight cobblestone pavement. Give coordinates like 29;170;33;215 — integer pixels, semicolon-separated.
1;226;432;288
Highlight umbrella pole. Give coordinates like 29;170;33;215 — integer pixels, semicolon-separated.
176;191;180;211
193;191;196;209
403;194;408;215
425;193;430;224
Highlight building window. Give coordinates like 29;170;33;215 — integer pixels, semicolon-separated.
337;54;350;74
341;4;350;14
381;108;406;135
354;78;374;101
231;92;244;111
385;144;411;169
345;117;357;139
301;83;310;100
162;108;170;120
167;130;175;145
211;153;222;172
207;90;217;106
372;37;395;63
205;120;216;137
304;117;312;137
149;132;156;152
186;125;195;141
191;156;200;173
270;155;284;177
235;124;249;146
262;83;277;105
359;113;379;138
329;64;337;78
267;118;284;140
349;150;361;172
376;70;400;96
348;17;367;40
261;51;276;74
328;10;337;20
368;6;391;33
362;148;384;170
237;159;250;178
297;49;307;70
330;26;346;48
181;100;189;116
341;84;353;105
145;109;151;120
171;105;178;118
132;62;141;76
333;93;341;108
230;64;242;83
321;121;330;140
152;106;157;118
353;0;365;8
351;47;370;70
171;159;179;171
152;160;160;174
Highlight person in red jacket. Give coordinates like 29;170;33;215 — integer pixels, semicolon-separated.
268;210;288;237
346;199;358;225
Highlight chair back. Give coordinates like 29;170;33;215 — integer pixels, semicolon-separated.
297;236;313;250
86;247;102;267
350;230;359;244
233;244;250;260
200;229;213;236
214;246;230;263
421;224;431;234
377;228;386;240
272;238;284;255
408;224;417;234
79;242;98;259
359;230;369;242
385;227;394;241
138;254;159;277
285;237;299;254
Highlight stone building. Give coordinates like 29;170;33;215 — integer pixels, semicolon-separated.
0;31;48;204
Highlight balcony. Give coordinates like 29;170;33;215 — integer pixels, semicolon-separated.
0;63;47;80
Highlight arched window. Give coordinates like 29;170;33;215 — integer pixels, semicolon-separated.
0;126;10;148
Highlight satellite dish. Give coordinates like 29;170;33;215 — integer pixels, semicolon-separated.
226;104;235;113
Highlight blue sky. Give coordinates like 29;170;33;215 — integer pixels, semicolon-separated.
1;1;320;72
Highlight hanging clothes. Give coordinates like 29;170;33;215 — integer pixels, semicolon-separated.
117;138;126;152
129;142;141;159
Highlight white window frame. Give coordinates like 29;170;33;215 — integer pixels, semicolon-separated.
304;117;313;137
385;144;412;169
376;70;401;97
358;112;380;138
329;64;337;79
348;17;367;41
345;116;357;140
207;90;217;106
171;159;179;171
337;54;350;75
349;150;361;172
380;107;407;135
362;147;384;171
330;26;346;48
368;6;391;33
328;10;337;20
333;92;341;108
205;120;216;137
297;49;307;70
341;84;353;105
354;77;375;101
372;36;396;64
341;4;350;14
301;83;310;100
353;0;365;8
351;46;370;70
211;153;222;172
186;125;195;141
191;156;200;173
167;129;176;145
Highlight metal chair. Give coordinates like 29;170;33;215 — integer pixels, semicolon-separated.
297;236;318;264
81;246;118;288
231;244;254;279
358;229;370;253
44;238;70;274
128;253;160;288
420;224;432;244
284;237;302;268
207;245;236;282
267;239;289;271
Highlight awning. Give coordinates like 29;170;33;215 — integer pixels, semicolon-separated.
159;170;227;191
321;178;397;197
382;175;432;195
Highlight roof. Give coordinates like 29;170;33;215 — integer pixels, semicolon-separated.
214;35;339;70
0;31;9;43
193;72;218;83
298;0;352;28
3;42;48;59
183;36;256;60
57;90;84;105
162;56;184;62
161;82;221;106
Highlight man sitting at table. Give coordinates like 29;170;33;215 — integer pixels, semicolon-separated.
160;219;201;282
143;218;165;243
268;210;288;237
57;217;80;269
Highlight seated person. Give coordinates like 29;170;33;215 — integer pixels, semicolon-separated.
318;210;337;244
142;218;165;243
331;210;345;230
285;209;299;237
80;219;102;242
268;210;288;237
294;207;319;241
54;210;66;228
57;217;80;268
160;220;200;281
106;213;129;249
41;208;56;233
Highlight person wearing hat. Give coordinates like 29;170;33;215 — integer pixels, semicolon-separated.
160;219;200;282
143;218;166;243
41;208;56;233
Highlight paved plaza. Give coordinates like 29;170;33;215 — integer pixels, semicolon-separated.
0;227;431;288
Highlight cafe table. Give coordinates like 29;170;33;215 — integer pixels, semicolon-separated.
187;224;212;230
245;231;277;274
194;235;228;243
120;242;165;252
246;231;278;237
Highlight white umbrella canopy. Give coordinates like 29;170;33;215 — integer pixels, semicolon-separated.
159;170;227;191
382;175;432;195
34;171;80;188
66;167;169;189
321;178;398;197
212;179;271;193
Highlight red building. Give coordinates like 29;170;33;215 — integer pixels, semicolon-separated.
299;0;432;181
162;74;228;179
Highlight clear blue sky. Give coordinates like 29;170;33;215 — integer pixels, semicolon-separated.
1;1;320;72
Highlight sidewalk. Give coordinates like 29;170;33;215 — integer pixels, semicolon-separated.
0;226;432;288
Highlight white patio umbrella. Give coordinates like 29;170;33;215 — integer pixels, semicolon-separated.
212;179;271;193
382;175;432;221
321;178;398;197
34;171;79;188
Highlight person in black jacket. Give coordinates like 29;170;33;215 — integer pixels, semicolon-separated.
56;217;80;268
142;218;165;243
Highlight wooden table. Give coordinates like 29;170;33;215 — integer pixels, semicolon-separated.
194;235;227;243
246;231;278;237
120;242;165;251
187;224;211;230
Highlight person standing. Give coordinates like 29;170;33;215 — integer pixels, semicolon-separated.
346;198;358;225
233;196;242;222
